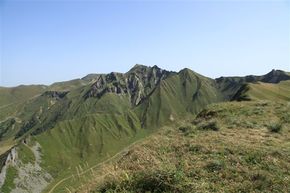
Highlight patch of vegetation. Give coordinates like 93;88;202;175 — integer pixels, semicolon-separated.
281;112;290;123
244;151;263;165
18;143;35;164
250;171;274;191
267;122;283;133
1;166;17;193
178;125;195;136
205;160;225;172
0;118;16;140
97;168;189;193
196;120;220;131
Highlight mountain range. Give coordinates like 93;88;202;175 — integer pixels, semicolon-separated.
0;65;289;193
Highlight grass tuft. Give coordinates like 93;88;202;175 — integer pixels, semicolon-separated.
267;122;283;133
205;160;225;172
197;120;220;131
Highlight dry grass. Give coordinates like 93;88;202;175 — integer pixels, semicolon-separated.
76;101;290;193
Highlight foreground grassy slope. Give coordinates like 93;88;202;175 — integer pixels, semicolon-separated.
78;101;290;193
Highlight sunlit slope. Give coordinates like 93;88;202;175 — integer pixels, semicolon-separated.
0;77;95;121
81;101;290;193
0;85;46;120
47;76;98;91
1;66;289;193
233;80;290;101
33;68;223;177
35;108;146;177
137;69;224;128
0;85;46;106
216;69;290;100
0;65;225;193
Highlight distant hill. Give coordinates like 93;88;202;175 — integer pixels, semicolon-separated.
0;65;289;193
216;69;290;101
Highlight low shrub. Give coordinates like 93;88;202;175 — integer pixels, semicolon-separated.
267;122;282;133
97;168;189;193
250;171;273;191
178;126;191;133
197;120;220;131
178;125;195;136
205;160;225;172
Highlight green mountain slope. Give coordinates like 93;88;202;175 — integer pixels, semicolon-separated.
136;69;224;128
0;85;46;120
233;80;290;101
0;65;225;193
0;65;289;193
216;69;290;100
0;85;47;107
80;101;290;193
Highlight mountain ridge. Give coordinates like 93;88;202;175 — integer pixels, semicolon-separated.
0;65;290;193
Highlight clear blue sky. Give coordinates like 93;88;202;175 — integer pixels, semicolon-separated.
0;0;289;87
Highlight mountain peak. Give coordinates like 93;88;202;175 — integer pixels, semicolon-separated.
262;69;290;83
128;64;164;73
129;64;149;71
179;68;193;73
82;73;103;82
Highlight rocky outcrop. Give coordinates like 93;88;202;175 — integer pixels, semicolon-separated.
84;65;171;106
0;143;52;193
126;65;170;105
0;147;17;188
41;91;68;99
11;143;52;193
84;73;128;98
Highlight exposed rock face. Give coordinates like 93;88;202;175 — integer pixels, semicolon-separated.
85;73;128;99
84;65;171;105
0;143;52;193
11;143;52;193
0;148;17;188
41;91;68;99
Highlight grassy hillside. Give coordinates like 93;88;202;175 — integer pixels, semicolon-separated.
234;80;290;101
0;85;46;106
216;70;290;101
38;69;224;191
78;101;290;193
36;110;146;175
48;79;93;92
136;69;224;128
0;85;46;120
0;66;289;193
